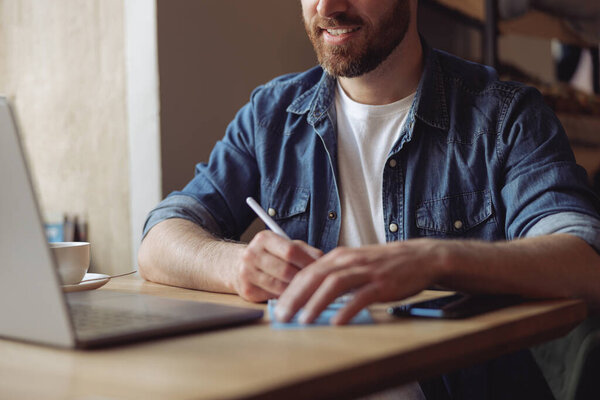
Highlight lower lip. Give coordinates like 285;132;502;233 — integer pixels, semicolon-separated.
322;29;360;45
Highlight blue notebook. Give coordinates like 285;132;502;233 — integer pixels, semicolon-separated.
267;298;373;329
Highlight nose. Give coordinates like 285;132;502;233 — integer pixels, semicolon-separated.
316;0;349;18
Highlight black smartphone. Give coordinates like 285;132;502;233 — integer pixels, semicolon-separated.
387;293;523;319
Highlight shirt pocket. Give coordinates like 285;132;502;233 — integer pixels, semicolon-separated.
416;190;495;238
261;181;310;241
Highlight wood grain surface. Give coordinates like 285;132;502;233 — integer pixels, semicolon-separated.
0;277;586;400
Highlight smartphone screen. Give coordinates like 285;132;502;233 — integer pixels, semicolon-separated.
387;293;523;319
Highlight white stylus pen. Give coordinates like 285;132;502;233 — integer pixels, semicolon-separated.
246;197;291;240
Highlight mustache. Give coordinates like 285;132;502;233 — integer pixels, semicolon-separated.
312;14;364;29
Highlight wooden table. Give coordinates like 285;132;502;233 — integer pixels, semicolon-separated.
0;277;587;400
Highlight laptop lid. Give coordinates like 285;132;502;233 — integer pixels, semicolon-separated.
0;97;76;347
0;97;263;349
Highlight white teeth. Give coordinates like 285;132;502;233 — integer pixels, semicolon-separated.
326;27;359;36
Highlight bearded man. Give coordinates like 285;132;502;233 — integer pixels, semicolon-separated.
138;1;600;398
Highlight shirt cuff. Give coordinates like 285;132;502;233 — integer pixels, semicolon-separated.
525;211;600;253
142;194;223;240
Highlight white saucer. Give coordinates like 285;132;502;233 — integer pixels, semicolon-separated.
62;273;110;293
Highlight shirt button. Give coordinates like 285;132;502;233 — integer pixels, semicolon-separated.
388;159;397;168
453;220;463;230
268;208;277;217
328;211;337;220
389;223;398;233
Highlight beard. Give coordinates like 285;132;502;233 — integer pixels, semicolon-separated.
304;1;411;78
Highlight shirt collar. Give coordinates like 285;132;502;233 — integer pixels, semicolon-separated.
287;69;335;125
287;40;449;131
413;41;449;131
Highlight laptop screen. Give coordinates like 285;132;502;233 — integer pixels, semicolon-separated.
0;97;76;347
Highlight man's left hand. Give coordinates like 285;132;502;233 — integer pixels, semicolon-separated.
274;239;447;325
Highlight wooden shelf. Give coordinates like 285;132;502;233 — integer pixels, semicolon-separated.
430;0;594;47
558;114;600;183
572;145;600;184
434;0;484;21
499;11;593;47
559;114;600;147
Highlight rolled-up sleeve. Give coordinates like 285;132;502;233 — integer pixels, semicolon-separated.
142;194;224;239
499;87;600;242
525;211;600;253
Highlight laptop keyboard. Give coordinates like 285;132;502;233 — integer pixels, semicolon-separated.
69;303;182;337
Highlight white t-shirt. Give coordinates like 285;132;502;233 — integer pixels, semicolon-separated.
334;82;424;399
335;81;415;248
335;82;425;400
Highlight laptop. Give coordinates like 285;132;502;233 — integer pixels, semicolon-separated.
0;96;263;349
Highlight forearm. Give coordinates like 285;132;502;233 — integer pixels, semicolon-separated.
438;234;600;308
138;218;245;294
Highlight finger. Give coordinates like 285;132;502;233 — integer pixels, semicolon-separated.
251;286;277;301
309;247;369;275
251;266;289;297
274;268;328;322
274;250;362;322
292;240;324;263
238;282;278;303
331;282;381;325
238;263;280;302
254;231;317;268
241;258;288;297
246;246;300;283
297;267;370;324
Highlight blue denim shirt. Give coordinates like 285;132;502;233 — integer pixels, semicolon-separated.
144;46;600;253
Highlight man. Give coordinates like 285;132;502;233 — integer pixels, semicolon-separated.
139;0;600;397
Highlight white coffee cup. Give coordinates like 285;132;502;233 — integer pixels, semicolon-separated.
49;242;90;285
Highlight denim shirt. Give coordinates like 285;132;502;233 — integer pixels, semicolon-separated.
143;46;600;253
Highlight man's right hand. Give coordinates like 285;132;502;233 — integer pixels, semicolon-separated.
236;230;323;302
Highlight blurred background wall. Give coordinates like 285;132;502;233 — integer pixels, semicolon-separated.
0;0;132;274
157;0;316;195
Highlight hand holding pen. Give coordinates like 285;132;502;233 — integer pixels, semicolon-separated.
234;197;322;303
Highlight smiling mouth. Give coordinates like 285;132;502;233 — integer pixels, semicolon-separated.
323;27;361;36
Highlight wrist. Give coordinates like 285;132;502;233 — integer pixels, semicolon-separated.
427;239;459;284
193;239;246;295
224;243;247;294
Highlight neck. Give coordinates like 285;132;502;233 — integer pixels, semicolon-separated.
338;28;423;105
